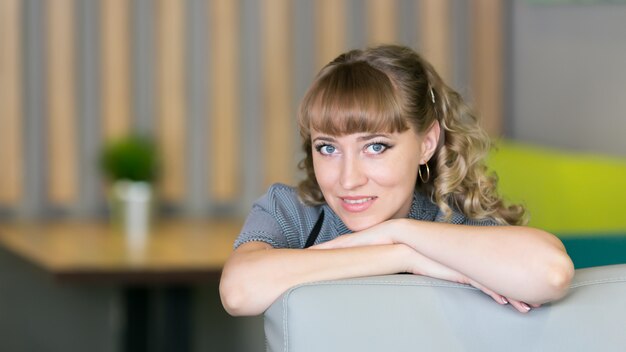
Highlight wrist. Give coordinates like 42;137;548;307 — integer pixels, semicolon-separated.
388;218;412;244
392;243;419;275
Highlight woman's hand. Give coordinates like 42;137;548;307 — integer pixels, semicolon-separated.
467;278;541;313
312;221;541;313
403;247;539;312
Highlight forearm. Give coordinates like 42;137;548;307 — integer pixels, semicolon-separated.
219;242;411;316
392;219;574;303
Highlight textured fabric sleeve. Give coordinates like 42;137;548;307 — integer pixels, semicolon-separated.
234;191;289;249
234;203;288;249
435;207;500;226
233;183;317;249
462;216;500;226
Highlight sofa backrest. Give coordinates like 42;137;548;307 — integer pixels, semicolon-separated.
265;264;626;352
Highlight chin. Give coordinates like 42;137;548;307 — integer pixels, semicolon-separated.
341;216;384;232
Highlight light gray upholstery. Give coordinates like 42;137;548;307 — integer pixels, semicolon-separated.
265;264;626;351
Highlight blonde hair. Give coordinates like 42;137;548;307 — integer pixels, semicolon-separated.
297;45;526;225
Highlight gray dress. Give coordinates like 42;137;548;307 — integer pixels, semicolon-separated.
234;183;498;249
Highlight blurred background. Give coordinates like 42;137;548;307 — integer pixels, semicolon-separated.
2;0;623;222
1;0;626;351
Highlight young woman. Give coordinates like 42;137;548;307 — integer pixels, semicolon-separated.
220;45;574;316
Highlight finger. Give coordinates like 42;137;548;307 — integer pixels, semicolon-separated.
477;285;508;305
529;303;542;308
491;294;508;305
508;299;532;313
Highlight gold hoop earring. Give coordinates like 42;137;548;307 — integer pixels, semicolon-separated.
418;163;430;183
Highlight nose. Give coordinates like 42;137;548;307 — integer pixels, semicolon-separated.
339;154;367;190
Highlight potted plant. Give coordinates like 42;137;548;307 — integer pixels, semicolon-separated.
100;134;159;244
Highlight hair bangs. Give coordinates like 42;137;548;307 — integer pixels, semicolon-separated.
300;61;409;137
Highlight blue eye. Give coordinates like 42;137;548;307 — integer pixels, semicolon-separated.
315;144;337;155
366;143;389;154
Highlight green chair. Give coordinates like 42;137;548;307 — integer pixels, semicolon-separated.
488;141;626;268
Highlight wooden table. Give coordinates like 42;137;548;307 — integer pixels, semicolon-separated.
0;218;243;352
0;218;242;283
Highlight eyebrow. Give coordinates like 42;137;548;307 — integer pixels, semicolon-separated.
312;133;391;143
312;136;336;143
357;133;390;141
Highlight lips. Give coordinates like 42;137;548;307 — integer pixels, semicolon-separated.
340;196;377;212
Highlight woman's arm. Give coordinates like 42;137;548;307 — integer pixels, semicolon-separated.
219;240;479;316
220;242;412;316
315;219;575;306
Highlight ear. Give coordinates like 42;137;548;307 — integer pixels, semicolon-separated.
420;120;440;164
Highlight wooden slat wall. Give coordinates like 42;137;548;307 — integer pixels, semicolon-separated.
0;0;22;205
472;0;503;136
0;0;504;217
315;0;347;70
367;0;397;45
101;0;131;139
209;0;240;201
262;0;293;188
157;0;186;202
419;0;451;82
47;0;77;205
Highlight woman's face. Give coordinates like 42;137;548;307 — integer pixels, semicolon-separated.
311;125;438;231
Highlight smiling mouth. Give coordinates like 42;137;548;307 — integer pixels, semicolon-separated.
339;196;377;212
342;197;375;204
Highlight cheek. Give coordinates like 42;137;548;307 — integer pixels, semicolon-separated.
312;156;337;190
368;155;419;187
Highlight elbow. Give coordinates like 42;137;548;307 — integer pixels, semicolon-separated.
219;259;268;316
530;230;575;302
219;269;257;317
544;252;575;301
219;243;280;316
219;276;244;316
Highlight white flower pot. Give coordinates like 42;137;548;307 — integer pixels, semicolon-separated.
109;180;154;249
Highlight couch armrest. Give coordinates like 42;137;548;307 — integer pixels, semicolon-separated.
265;264;626;352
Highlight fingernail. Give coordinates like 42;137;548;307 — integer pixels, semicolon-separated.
521;303;531;311
502;297;508;304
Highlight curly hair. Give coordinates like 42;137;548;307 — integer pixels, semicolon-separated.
297;45;526;226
